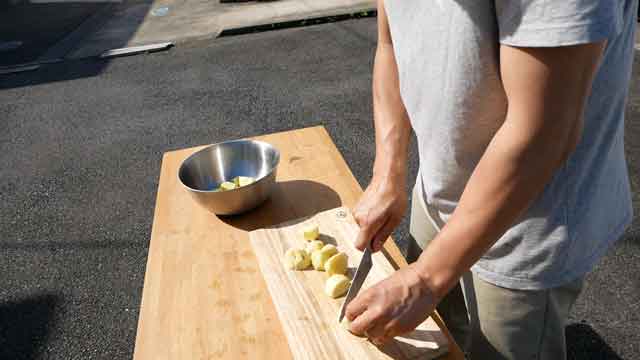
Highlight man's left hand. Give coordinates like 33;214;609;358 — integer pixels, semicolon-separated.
345;264;439;345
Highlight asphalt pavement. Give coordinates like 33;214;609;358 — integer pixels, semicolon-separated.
0;18;639;359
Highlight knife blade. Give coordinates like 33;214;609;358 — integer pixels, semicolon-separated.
338;246;372;323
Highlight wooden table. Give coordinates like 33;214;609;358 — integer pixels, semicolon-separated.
133;126;464;360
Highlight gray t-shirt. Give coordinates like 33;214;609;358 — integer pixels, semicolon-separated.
385;0;635;289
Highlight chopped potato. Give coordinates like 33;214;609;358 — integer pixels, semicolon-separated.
321;244;338;255
219;181;237;191
325;274;350;298
311;244;338;271
303;224;320;241
340;317;351;331
233;176;255;187
340;317;364;337
284;248;311;270
325;252;348;276
305;240;324;254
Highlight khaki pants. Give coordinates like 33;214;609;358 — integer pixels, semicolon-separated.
408;183;584;360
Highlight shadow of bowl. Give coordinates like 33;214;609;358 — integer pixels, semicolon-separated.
219;179;342;231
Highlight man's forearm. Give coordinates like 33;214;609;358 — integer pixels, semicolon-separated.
371;43;411;181
351;0;412;252
413;43;605;299
413;111;576;299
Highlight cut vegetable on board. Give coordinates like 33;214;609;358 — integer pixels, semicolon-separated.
284;248;311;270
303;224;320;241
311;244;338;271
325;274;351;298
283;226;351;302
250;207;449;359
325;252;348;276
306;240;324;253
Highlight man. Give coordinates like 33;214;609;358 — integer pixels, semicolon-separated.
345;0;636;359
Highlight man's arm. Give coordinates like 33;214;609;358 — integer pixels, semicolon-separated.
414;42;606;299
352;0;412;252
346;42;606;342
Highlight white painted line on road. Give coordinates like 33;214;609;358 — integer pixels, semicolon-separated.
0;64;40;75
100;42;174;59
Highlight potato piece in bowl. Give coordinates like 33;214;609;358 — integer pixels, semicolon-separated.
233;176;254;187
219;181;237;191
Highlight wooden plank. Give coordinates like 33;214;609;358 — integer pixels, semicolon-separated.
250;207;448;359
133;126;464;360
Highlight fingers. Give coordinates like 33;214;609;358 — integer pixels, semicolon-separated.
354;313;399;346
354;208;385;251
345;291;369;322
366;324;391;346
354;225;375;251
349;307;379;336
352;181;407;251
370;216;397;252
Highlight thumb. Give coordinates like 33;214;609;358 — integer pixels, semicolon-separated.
355;212;385;251
370;217;396;252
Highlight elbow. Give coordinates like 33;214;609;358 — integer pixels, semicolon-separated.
509;114;585;175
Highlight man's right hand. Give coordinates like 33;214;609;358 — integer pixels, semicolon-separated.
353;0;410;253
353;174;407;252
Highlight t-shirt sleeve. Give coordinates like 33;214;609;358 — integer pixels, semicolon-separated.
495;0;624;47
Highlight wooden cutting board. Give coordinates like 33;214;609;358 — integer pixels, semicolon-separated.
249;207;449;360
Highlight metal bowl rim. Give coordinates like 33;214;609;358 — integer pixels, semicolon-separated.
177;139;280;194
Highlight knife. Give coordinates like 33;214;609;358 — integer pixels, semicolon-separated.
338;246;372;323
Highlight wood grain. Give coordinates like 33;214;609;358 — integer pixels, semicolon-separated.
133;126;464;360
250;207;449;360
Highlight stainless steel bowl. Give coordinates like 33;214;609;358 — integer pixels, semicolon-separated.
178;139;280;215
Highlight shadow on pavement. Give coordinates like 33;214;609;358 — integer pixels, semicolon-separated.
0;293;60;360
0;56;111;90
0;1;103;66
566;323;624;360
0;0;152;88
